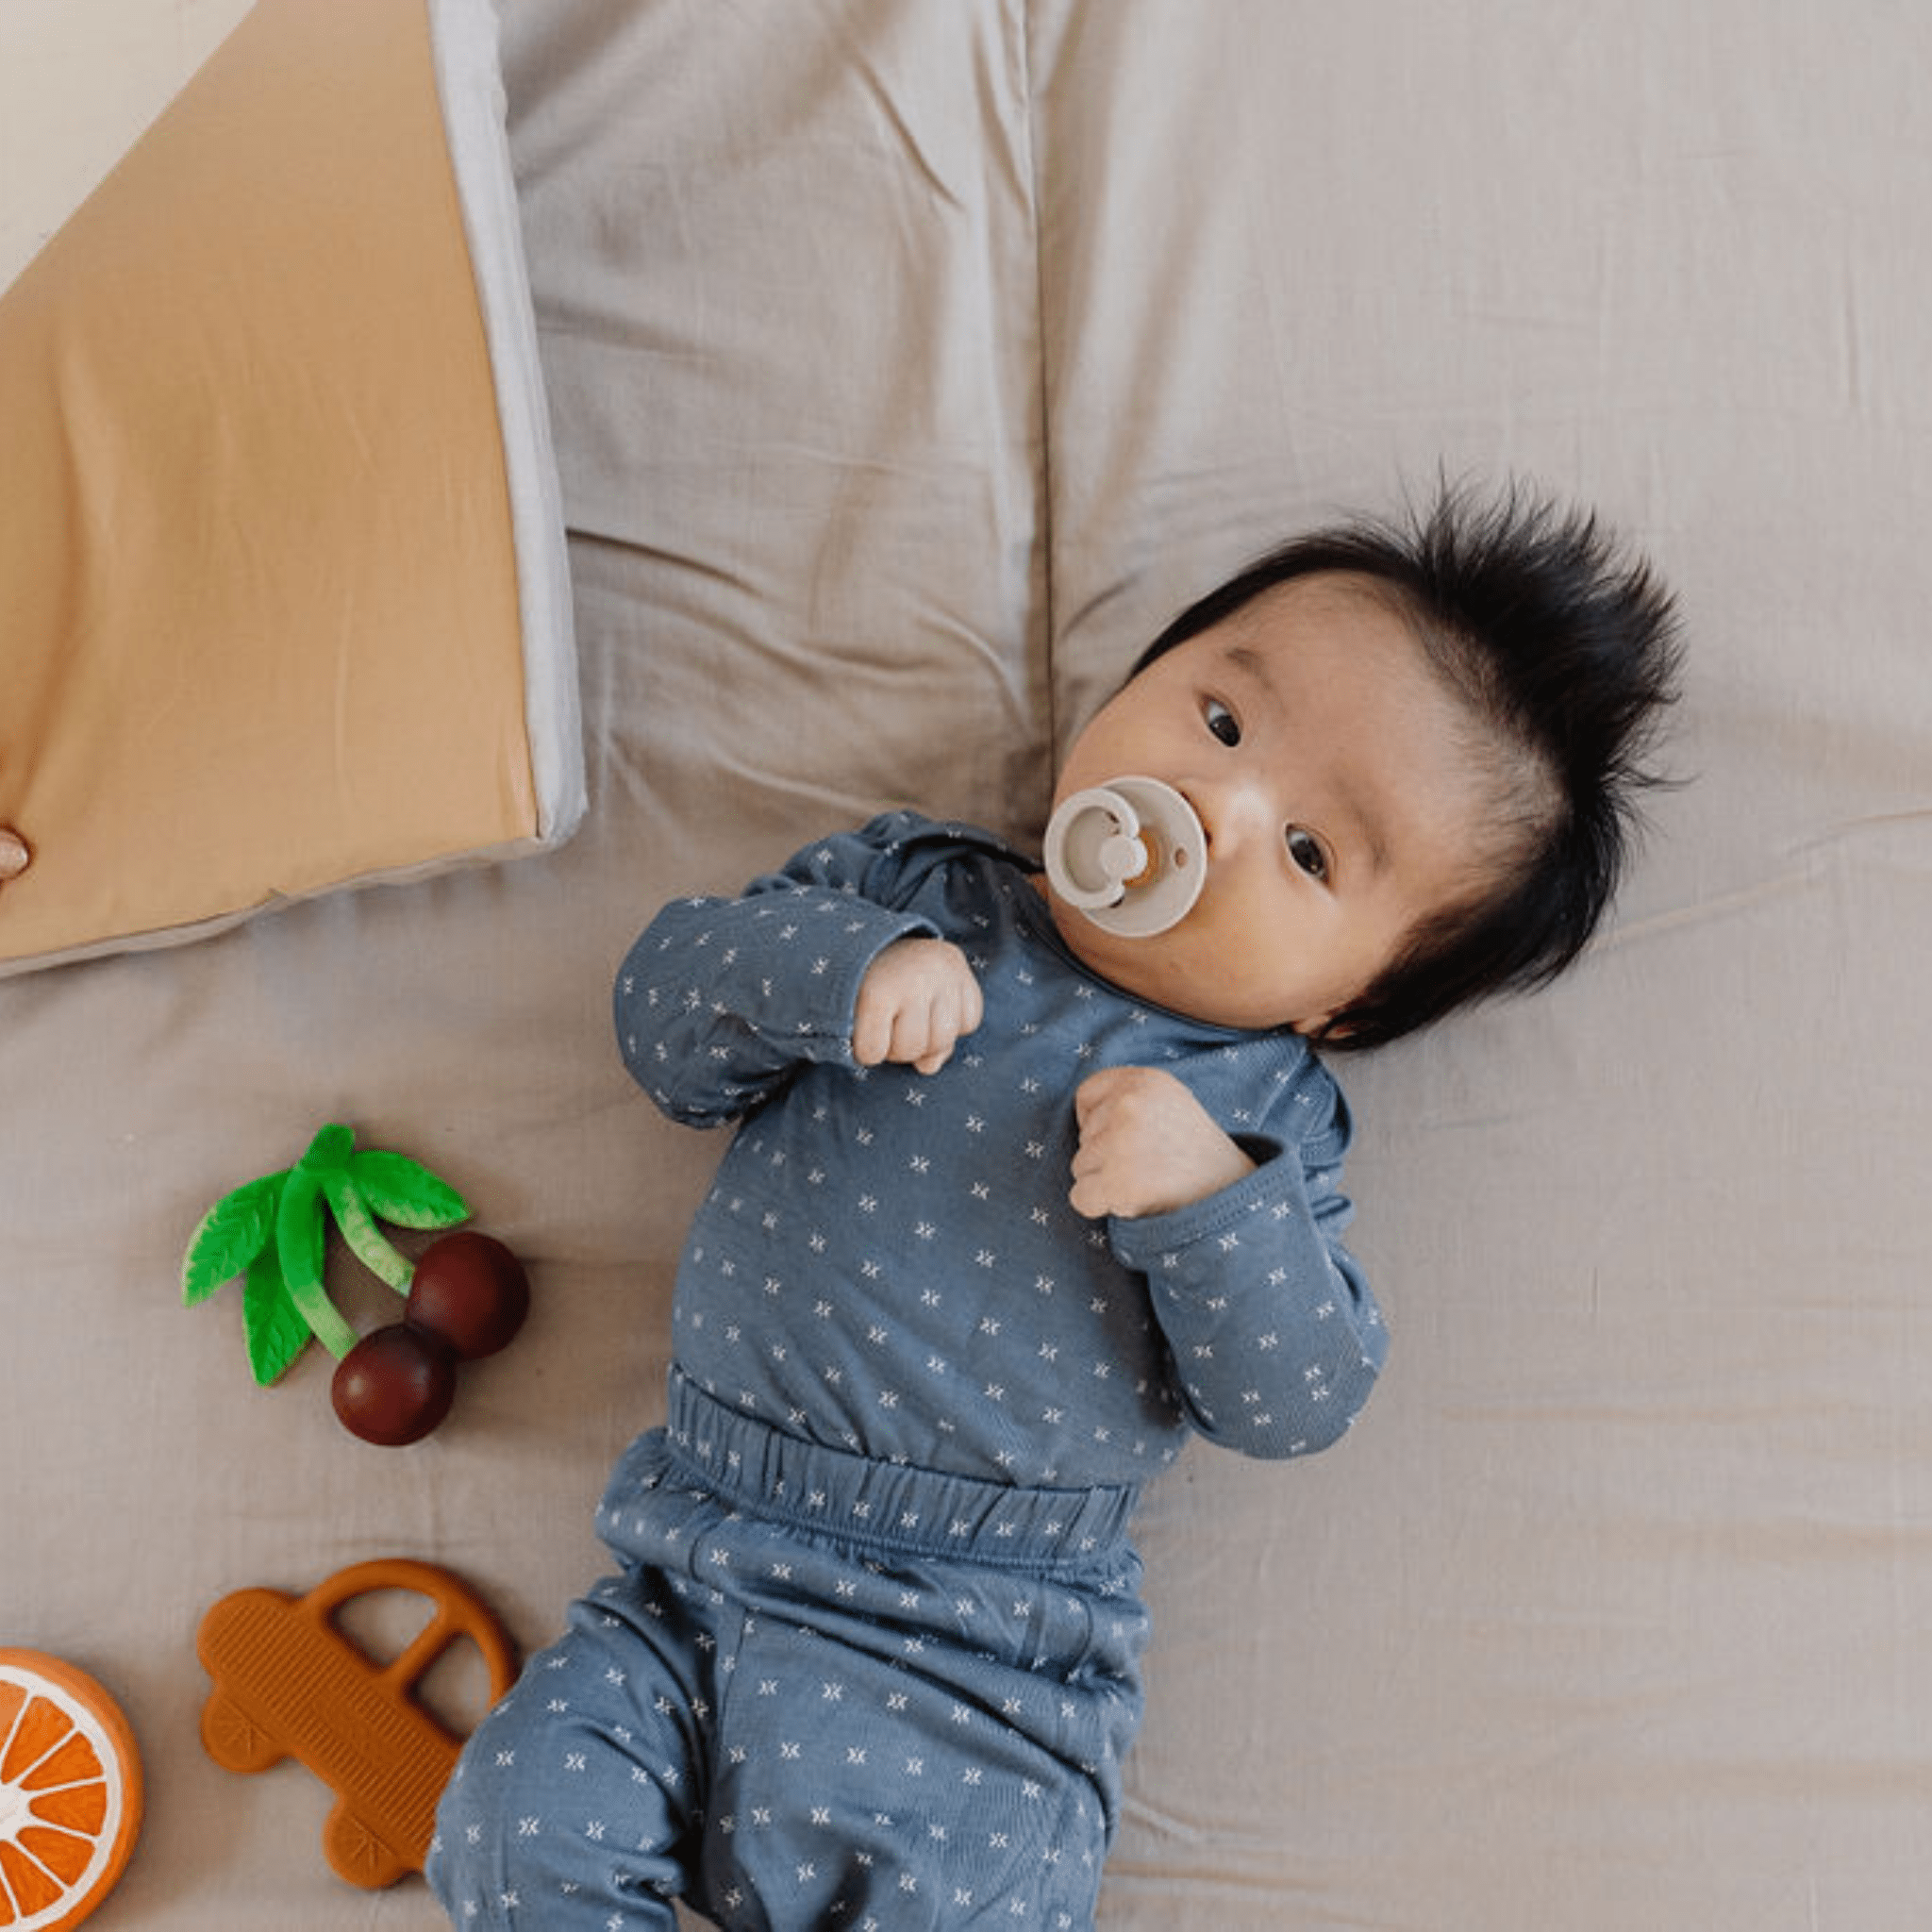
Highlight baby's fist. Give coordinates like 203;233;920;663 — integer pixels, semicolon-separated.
1070;1065;1256;1220
852;938;983;1074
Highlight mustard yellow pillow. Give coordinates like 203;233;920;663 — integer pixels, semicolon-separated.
0;0;579;974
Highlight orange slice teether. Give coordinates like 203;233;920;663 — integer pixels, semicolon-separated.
0;1650;143;1931
196;1557;516;1889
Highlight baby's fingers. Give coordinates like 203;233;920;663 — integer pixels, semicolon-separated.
905;964;985;1073
850;991;897;1068
852;939;982;1071
1066;1140;1117;1221
891;999;958;1074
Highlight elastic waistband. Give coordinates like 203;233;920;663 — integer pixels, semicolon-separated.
663;1367;1139;1575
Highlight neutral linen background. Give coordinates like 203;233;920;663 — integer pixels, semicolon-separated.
5;3;1931;1927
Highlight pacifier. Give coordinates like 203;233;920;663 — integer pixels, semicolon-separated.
1041;776;1206;937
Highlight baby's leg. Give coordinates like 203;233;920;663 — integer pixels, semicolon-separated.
708;1584;1137;1930
428;1571;706;1928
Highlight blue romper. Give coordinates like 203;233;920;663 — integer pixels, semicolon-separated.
430;817;1386;1929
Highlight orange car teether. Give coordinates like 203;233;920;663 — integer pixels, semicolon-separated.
195;1557;516;1889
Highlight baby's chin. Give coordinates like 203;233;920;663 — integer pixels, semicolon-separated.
1032;874;1143;990
1034;875;1317;1034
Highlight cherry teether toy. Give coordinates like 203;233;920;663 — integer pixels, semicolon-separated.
182;1124;530;1445
1041;776;1206;937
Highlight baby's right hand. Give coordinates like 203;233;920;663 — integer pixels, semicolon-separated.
852;938;983;1074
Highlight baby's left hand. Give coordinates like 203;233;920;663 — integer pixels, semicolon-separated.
1069;1065;1256;1221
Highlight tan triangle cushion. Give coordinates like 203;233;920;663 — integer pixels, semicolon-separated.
0;0;580;974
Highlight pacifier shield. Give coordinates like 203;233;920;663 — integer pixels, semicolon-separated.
1041;777;1205;937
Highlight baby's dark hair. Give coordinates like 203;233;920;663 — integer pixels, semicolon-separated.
1133;480;1683;1050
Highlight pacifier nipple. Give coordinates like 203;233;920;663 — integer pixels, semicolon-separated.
1041;776;1206;937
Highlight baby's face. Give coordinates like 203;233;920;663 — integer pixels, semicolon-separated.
1044;573;1498;1034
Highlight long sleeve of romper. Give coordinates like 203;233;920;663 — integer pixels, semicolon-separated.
614;819;941;1128
1107;1091;1387;1461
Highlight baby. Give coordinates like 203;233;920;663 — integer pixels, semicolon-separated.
430;483;1679;1929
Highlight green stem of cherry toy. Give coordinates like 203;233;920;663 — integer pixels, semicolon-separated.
292;1123;418;1293
276;1161;358;1360
280;1124;452;1356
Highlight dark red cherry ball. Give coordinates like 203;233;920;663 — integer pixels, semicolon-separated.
331;1323;457;1446
404;1231;530;1361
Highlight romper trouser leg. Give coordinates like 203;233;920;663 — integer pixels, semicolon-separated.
432;1372;1150;1930
631;1373;1151;1929
428;1521;719;1928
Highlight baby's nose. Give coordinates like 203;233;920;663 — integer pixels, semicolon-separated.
1189;776;1271;858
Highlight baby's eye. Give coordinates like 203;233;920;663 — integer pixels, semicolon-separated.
1286;826;1329;881
1203;698;1241;747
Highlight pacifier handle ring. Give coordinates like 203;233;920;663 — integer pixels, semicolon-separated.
1045;786;1147;909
